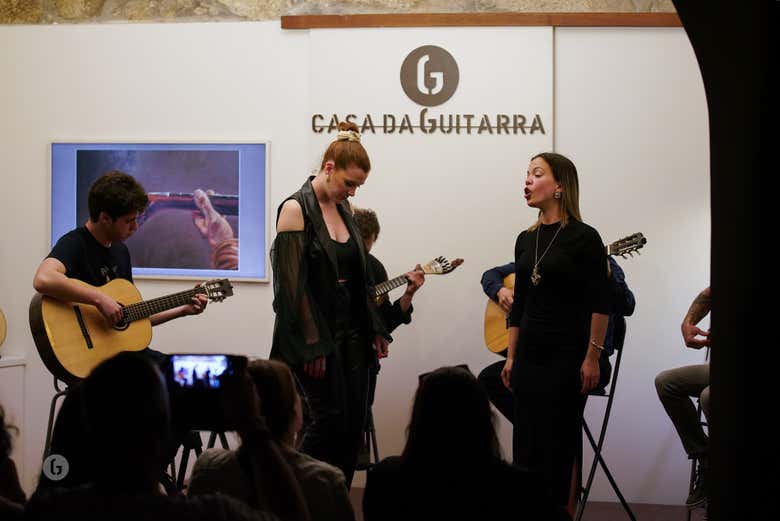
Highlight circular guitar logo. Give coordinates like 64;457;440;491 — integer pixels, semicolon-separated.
400;45;460;107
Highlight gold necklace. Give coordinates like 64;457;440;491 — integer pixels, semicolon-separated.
531;223;562;286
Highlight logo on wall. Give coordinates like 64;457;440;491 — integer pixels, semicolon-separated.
311;43;546;136
400;45;459;107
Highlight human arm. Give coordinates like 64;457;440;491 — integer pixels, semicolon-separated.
501;238;528;390
581;227;612;394
500;326;520;391
379;265;425;334
606;257;636;317
581;313;609;394
481;263;515;312
273;199;335;377
149;292;208;326
397;265;425;314
33;258;124;326
681;286;711;349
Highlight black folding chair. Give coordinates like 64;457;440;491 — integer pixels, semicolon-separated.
576;317;636;521
43;376;69;460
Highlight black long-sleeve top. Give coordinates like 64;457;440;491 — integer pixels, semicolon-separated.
367;254;413;334
482;256;635;354
509;219;611;348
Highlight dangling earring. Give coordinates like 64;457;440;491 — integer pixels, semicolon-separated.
326;173;331;183
554;191;562;199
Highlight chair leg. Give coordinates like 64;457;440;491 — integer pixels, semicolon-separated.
367;409;379;464
207;431;229;449
685;458;697;521
577;422;636;521
43;379;69;460
176;446;190;491
176;431;203;491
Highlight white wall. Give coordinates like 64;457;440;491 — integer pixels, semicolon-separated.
0;22;709;506
555;28;710;504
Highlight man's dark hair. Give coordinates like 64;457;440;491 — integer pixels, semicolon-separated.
88;170;148;222
353;207;380;242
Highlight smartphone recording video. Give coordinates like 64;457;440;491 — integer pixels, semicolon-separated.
171;354;229;389
165;353;247;432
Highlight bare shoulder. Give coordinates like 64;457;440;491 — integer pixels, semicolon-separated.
277;199;305;232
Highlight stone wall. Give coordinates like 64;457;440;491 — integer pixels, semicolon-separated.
1;0;675;24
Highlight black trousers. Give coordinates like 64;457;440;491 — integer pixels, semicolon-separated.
294;327;370;489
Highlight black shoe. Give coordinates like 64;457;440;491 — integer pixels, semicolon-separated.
686;463;707;509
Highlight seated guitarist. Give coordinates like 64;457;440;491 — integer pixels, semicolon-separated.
32;170;209;367
353;208;426;338
478;256;635;422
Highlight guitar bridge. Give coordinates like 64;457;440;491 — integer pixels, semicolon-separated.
73;305;94;350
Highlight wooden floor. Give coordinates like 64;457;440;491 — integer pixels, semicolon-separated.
349;488;707;521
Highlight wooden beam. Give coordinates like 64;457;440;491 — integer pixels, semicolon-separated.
281;12;682;29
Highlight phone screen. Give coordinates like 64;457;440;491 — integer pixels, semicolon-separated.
171;354;228;389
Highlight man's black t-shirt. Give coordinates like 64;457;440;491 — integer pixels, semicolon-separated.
47;227;133;286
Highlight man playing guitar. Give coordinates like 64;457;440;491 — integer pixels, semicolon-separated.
32;170;209;366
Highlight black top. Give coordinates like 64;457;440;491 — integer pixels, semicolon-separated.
47;227;133;286
333;236;363;322
510;219;610;348
481;256;635;355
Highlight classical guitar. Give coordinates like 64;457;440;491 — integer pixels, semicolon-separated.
483;233;646;353
29;278;233;384
371;256;463;305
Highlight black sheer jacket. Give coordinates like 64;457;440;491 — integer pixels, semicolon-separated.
270;177;388;365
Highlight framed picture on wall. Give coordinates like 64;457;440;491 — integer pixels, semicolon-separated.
50;142;269;282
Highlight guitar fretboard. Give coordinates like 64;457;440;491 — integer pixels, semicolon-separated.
371;275;409;298
121;287;203;323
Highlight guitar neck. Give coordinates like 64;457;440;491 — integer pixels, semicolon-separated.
372;274;408;299
122;287;202;323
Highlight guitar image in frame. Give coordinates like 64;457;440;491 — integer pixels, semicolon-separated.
371;256;464;305
484;233;646;354
29;278;233;384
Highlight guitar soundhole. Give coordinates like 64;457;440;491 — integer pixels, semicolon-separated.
113;305;130;331
113;321;129;331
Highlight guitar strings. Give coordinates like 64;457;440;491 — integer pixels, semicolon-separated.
122;287;201;321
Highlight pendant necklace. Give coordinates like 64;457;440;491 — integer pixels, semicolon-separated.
531;223;562;286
